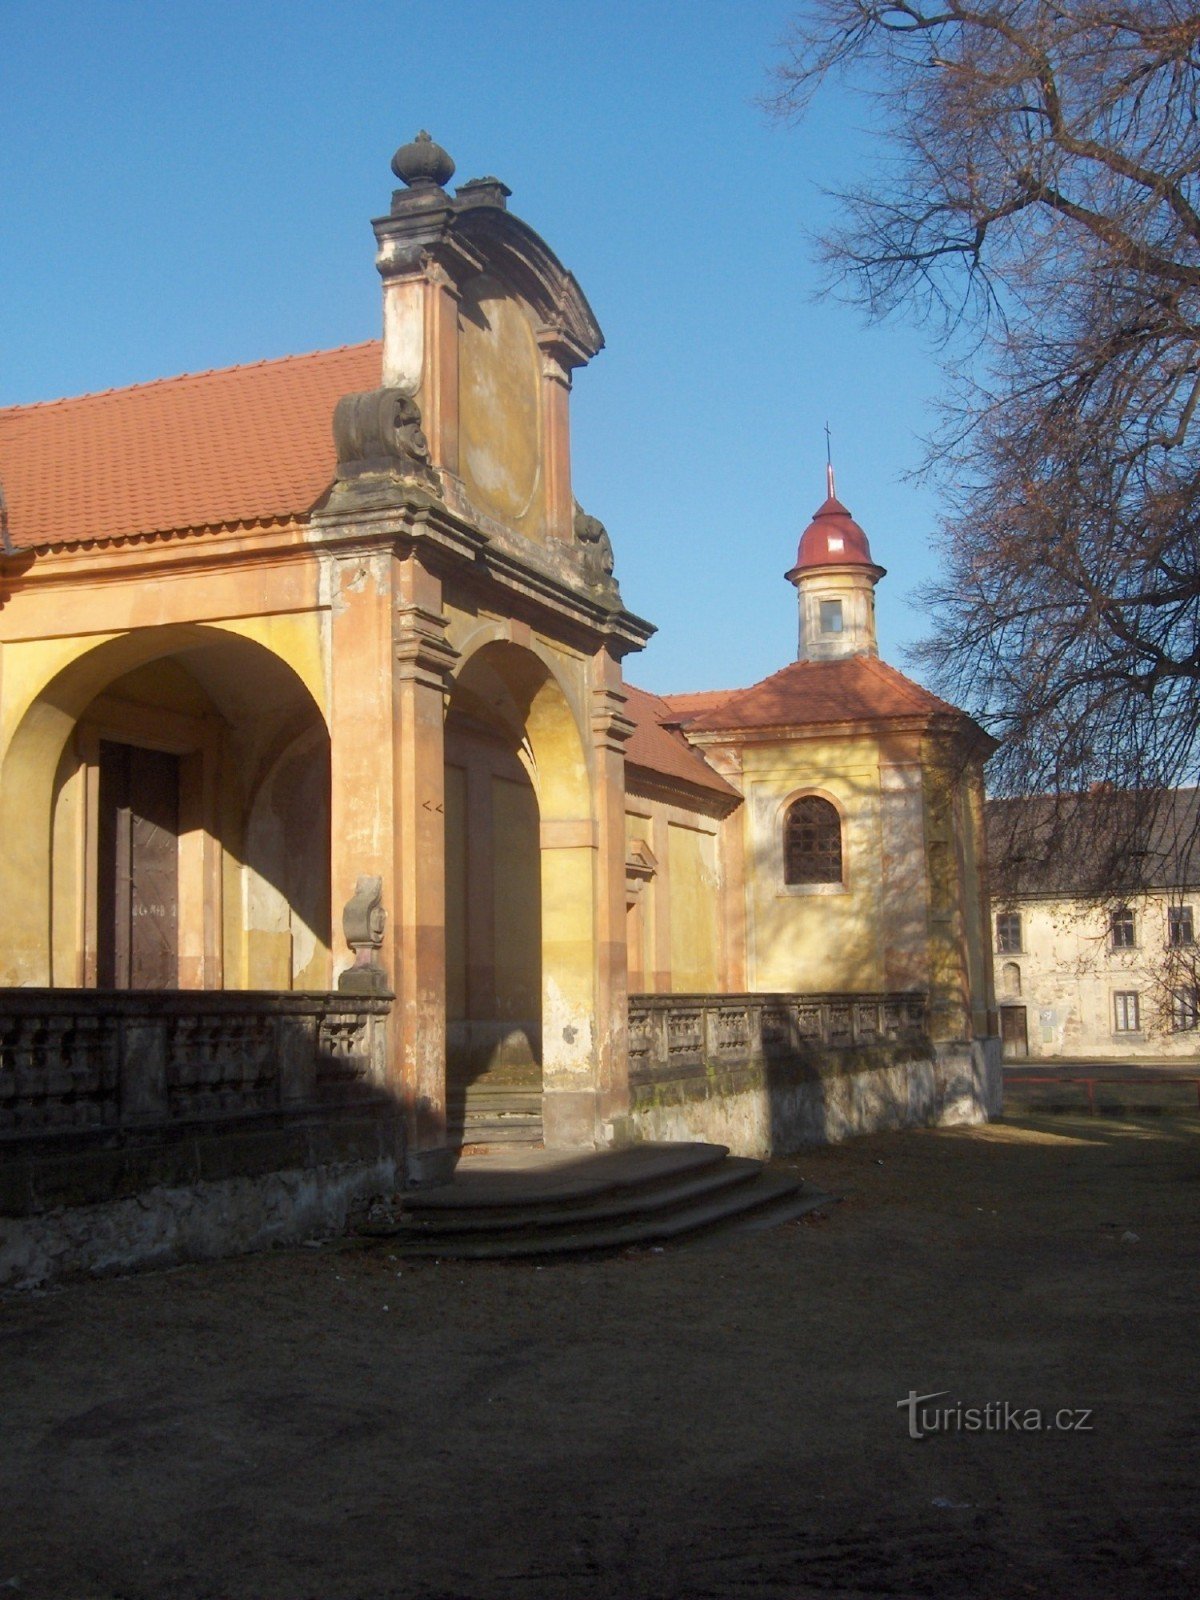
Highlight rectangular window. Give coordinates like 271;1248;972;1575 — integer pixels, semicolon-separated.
1113;991;1140;1032
819;599;844;635
996;912;1022;954
1110;907;1136;949
1171;988;1199;1031
1168;906;1195;947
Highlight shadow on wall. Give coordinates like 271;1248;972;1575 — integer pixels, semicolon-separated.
0;984;399;1289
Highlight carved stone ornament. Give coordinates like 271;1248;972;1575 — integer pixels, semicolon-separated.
338;875;390;995
391;130;455;190
573;500;620;598
332;388;437;486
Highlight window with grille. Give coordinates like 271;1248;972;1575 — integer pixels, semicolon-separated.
1110;907;1136;949
1113;991;1140;1032
1171;988;1199;1031
1169;906;1195;947
995;913;1022;954
784;796;842;885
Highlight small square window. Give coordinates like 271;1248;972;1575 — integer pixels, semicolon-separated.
1110;907;1136;949
819;599;844;635
1169;906;1194;947
1114;991;1140;1032
996;912;1022;954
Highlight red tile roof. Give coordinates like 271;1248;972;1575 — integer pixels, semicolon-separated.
0;342;381;551
662;655;972;732
622;684;740;801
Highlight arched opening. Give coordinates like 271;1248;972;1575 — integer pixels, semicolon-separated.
2;625;331;990
443;639;595;1143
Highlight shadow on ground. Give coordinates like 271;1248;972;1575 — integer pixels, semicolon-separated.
1;1111;1197;1599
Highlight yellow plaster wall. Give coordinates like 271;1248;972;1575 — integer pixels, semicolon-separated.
667;822;720;992
492;774;541;1021
741;737;889;994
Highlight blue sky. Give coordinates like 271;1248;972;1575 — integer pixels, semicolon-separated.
3;0;949;695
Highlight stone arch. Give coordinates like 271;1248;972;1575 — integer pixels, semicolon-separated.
0;624;330;988
443;636;597;1143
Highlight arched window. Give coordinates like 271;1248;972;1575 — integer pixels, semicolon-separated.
784;796;842;885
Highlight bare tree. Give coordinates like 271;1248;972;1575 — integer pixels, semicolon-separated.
771;3;1200;873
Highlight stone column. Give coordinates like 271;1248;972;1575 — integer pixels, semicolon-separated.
393;556;458;1181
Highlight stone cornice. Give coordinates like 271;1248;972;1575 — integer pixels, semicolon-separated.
314;488;655;657
681;711;994;758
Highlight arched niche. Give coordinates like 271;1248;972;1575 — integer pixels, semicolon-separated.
1;624;330;990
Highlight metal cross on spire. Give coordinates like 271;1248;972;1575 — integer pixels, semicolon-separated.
824;421;836;500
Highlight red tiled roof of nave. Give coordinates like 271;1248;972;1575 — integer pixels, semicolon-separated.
0;342;381;551
661;655;970;731
621;684;740;801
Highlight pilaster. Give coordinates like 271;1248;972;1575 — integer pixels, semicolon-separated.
392;563;459;1177
590;667;636;1132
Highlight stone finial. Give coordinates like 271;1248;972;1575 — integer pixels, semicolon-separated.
391;130;455;189
338;875;390;995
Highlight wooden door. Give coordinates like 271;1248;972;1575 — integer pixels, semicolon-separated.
999;1005;1029;1060
97;741;181;989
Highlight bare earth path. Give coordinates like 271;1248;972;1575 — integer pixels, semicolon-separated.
1;1112;1197;1600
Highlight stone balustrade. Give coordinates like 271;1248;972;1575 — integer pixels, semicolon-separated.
0;990;392;1140
626;991;929;1082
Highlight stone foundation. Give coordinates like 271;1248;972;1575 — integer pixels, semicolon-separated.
627;1042;1001;1157
0;1152;397;1290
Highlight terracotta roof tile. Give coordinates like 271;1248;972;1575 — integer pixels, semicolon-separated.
662;655;970;731
622;684;740;801
0;342;381;550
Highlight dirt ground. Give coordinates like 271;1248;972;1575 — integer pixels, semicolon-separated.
1;1110;1197;1600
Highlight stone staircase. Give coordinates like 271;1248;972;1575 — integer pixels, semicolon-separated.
356;1141;831;1259
447;1083;543;1148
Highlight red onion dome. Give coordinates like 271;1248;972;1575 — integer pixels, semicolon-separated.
794;496;875;569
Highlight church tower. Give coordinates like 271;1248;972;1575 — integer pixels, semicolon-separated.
785;466;886;661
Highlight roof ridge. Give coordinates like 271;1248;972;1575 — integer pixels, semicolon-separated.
0;340;382;416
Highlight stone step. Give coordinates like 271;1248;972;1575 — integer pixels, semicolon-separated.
397;1155;764;1238
448;1085;544;1149
376;1170;822;1260
453;1086;542;1112
405;1141;732;1215
456;1115;544;1145
355;1142;832;1259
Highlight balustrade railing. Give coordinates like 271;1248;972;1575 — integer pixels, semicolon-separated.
0;990;391;1140
627;991;929;1081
